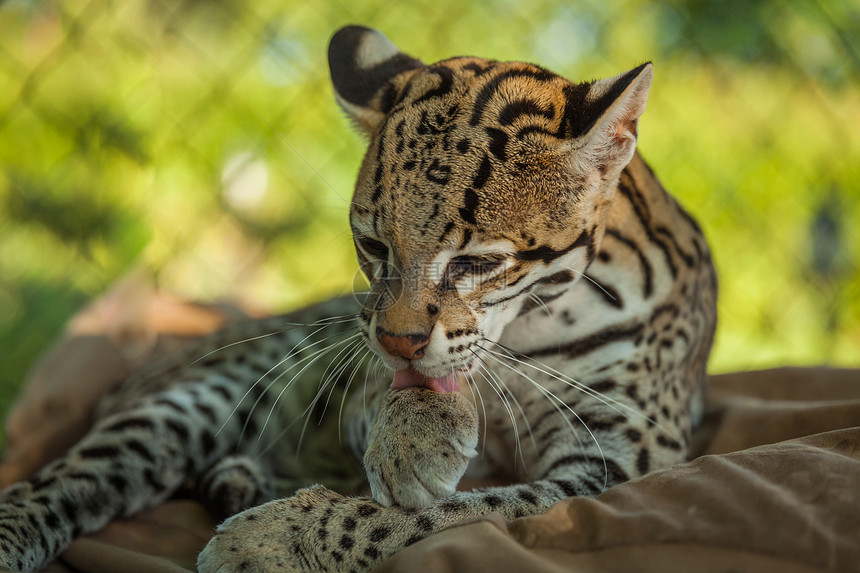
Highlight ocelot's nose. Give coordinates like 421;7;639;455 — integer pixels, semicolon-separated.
376;330;429;360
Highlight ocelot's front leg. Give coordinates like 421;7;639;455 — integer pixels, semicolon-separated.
198;382;664;573
196;447;623;573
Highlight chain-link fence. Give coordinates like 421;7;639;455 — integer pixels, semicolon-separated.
1;0;858;408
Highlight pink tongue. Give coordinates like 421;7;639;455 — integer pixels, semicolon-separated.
392;368;460;393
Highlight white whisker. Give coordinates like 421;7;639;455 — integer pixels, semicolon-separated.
255;348;373;461
470;352;537;468
480;349;609;490
217;323;355;439
560;264;617;302
319;339;368;424
472;359;525;471
337;350;373;446
462;368;489;459
256;333;362;442
485;341;677;440
528;293;553;318
246;333;362;452
190;329;287;367
191;313;359;367
294;338;366;455
237;337;348;443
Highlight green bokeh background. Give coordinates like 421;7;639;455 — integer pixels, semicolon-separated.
1;0;858;427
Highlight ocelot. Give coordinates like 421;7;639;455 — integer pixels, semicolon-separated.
0;25;716;573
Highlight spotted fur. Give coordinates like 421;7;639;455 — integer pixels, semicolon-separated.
0;25;716;572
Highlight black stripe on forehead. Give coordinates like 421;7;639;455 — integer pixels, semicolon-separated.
498;99;556;126
485;127;508;161
469;67;557;127
472;154;492;189
439;221;456;242
461;60;496;76
458;188;479;225
413;65;455;105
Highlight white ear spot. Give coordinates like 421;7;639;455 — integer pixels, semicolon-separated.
356;30;400;69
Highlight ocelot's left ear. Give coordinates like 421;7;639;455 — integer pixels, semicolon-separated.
328;25;425;135
569;63;653;178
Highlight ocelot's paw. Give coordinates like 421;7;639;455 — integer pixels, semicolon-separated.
197;486;388;573
363;388;478;508
197;484;478;573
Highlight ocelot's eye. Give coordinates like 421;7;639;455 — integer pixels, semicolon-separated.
448;254;504;278
358;237;389;261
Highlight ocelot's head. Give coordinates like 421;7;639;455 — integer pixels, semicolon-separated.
328;26;651;392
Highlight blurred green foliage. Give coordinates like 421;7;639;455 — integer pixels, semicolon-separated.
0;0;858;425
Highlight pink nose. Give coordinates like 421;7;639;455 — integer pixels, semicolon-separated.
377;332;429;360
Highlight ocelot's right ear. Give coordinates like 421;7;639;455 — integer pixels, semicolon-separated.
328;25;424;135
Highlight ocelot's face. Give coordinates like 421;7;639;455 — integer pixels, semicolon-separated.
349;62;605;388
331;27;650;390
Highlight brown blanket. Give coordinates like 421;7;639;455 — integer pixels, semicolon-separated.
2;280;858;572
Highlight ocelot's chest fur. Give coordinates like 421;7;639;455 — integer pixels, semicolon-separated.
0;24;716;573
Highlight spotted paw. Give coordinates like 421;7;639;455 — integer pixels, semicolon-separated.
197;486;340;573
363;388;478;508
197;485;414;573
